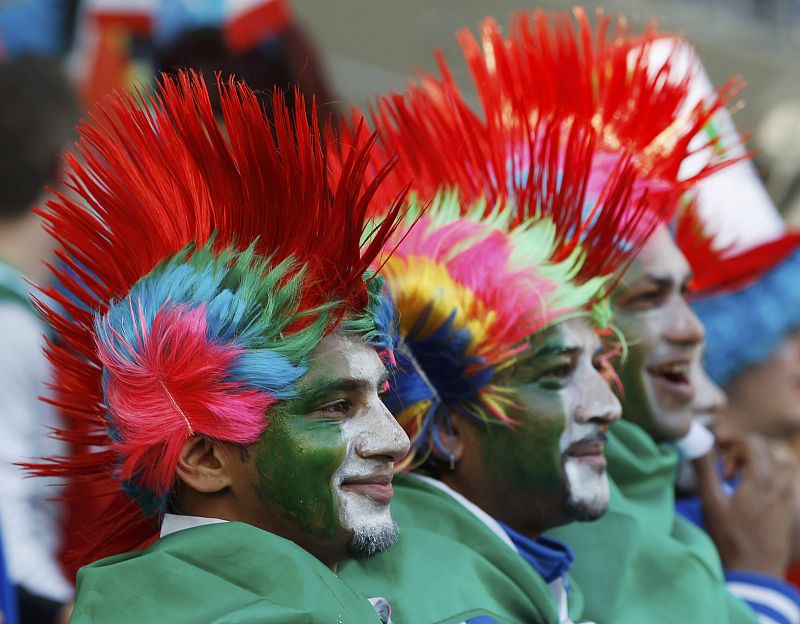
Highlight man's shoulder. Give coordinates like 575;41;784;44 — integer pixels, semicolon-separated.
72;522;381;624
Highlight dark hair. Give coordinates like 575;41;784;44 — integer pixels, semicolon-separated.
155;24;338;122
156;27;294;120
0;56;79;220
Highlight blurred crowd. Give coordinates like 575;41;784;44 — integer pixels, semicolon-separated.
3;1;800;624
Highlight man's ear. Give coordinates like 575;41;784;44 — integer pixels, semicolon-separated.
431;418;465;465
175;436;235;494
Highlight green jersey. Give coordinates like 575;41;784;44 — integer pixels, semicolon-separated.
340;474;562;624
71;521;383;623
550;419;757;623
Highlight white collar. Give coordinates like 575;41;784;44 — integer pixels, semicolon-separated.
160;513;227;538
410;474;517;551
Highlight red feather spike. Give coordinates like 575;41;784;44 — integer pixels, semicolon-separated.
331;11;752;288
24;71;409;573
674;197;731;293
331;52;663;286
457;9;747;207
675;196;800;295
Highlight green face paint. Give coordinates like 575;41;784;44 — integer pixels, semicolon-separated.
252;398;346;540
464;318;619;532
478;324;572;498
249;332;408;548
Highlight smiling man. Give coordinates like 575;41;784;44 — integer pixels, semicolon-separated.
28;72;411;624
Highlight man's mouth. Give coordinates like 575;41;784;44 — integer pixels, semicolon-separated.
564;435;607;469
339;473;394;505
646;360;693;399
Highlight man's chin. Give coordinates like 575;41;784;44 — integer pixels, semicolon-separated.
563;459;610;522
346;519;399;560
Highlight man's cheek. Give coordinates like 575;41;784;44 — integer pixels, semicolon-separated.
254;415;347;538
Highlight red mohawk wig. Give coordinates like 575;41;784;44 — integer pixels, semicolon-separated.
28;71;408;571
333;54;663;287
457;8;745;208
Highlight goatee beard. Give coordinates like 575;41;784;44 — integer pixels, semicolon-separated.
347;520;399;559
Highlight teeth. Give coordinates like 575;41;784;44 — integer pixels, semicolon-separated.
658;363;688;375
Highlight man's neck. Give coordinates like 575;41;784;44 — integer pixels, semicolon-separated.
436;472;545;541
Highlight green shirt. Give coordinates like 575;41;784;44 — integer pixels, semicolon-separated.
339;474;561;624
71;521;383;623
550;419;758;623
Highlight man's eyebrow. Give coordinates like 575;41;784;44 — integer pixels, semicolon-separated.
642;274;674;289
531;344;581;359
298;370;391;398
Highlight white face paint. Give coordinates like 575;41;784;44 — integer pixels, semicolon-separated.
322;333;410;558
555;321;621;521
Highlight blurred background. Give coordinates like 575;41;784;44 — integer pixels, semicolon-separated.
2;0;800;221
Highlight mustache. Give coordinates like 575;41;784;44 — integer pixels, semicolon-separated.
563;431;608;454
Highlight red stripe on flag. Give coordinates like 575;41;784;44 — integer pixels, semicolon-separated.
225;0;292;53
90;11;153;35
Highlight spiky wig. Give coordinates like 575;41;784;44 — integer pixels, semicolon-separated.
330;9;744;467
458;8;745;208
27;72;408;568
336;9;744;229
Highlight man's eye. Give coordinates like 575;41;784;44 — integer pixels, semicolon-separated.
536;364;573;386
317;399;350;414
627;289;666;309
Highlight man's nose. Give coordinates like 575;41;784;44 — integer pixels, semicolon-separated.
693;362;727;417
356;401;411;461
574;368;622;427
665;296;705;347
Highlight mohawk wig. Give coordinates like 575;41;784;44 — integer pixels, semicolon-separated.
28;72;407;568
329;9;747;468
457;8;745;217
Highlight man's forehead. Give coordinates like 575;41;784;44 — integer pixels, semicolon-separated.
530;318;598;354
302;332;386;386
620;227;691;287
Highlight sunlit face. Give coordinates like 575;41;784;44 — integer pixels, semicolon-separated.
611;227;705;442
723;328;800;439
690;352;726;429
454;318;621;533
250;332;410;564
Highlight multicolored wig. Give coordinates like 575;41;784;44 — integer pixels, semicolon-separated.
457;8;745;210
27;71;408;568
330;9;744;468
333;77;660;469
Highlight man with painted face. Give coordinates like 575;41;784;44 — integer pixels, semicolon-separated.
27;72;411;623
558;219;799;623
323;15;700;620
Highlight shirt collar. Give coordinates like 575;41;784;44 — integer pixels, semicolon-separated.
498;521;575;583
160;513;227;538
411;474;517;551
